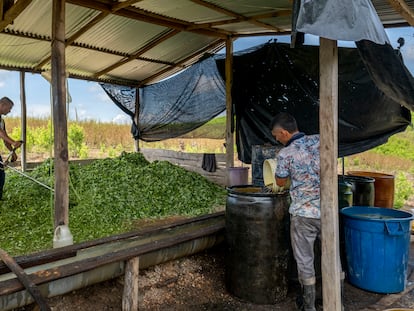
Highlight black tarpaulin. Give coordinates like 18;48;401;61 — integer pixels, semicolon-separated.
101;58;225;142
101;41;412;164
215;42;412;163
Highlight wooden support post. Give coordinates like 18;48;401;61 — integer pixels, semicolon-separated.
19;71;27;172
225;36;234;183
122;257;140;311
134;87;140;152
0;248;51;311
0;0;3;21
319;37;342;311
51;0;69;227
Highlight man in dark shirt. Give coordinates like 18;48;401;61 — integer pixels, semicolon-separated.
0;97;22;199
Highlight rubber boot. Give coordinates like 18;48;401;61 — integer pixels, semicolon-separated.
303;284;316;311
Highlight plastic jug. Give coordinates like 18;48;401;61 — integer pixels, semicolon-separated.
53;224;73;248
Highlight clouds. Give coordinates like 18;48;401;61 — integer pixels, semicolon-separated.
112;114;130;124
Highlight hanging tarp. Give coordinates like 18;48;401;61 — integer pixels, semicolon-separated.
101;58;225;141
215;42;411;163
293;0;389;44
102;41;412;164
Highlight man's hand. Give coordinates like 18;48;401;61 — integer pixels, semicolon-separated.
12;140;22;149
10;151;17;162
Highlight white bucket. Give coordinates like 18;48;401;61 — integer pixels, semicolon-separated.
263;159;277;187
53;224;74;248
263;159;290;191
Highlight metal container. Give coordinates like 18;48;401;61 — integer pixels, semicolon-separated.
225;185;290;304
348;171;395;208
342;175;375;206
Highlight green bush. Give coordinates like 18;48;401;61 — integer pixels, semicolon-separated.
68;123;86;157
394;172;413;208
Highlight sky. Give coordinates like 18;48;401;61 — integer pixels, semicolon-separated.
0;27;414;123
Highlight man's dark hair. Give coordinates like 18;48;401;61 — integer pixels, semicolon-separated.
270;112;298;133
0;97;14;107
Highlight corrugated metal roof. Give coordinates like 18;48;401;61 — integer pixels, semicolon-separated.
0;0;413;86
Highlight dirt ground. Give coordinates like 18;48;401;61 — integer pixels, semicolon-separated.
15;234;414;311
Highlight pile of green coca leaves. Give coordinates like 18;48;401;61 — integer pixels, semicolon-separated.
0;152;226;255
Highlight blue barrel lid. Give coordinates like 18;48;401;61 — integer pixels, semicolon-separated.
340;206;414;221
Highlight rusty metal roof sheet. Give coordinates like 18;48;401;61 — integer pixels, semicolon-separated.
0;0;413;86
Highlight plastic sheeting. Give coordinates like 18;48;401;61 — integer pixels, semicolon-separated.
102;41;412;165
293;0;389;45
215;42;412;163
100;58;225;141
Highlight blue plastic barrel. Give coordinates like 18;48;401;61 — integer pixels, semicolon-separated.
340;206;413;293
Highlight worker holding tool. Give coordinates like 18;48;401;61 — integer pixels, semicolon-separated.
0;97;22;200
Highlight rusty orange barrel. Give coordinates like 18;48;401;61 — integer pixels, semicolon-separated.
347;171;395;208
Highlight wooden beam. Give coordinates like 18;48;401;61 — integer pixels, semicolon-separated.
134;87;140;152
94;29;180;78
387;0;414;26
138;39;225;86
36;1;143;69
187;10;291;30
225;37;234;177
0;0;32;31
122;257;140;311
67;0;230;38
235;30;290;38
319;37;342;311
0;220;225;296
0;0;4;21
36;11;110;69
0;28;177;70
19;71;27;172
51;0;69;227
0;248;51;311
190;0;281;32
111;0;143;12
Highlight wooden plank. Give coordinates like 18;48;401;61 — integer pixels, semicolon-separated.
319;37;341;310
122;257;140;311
36;11;110;69
67;0;229;38
0;0;4;21
0;248;51;311
387;0;414;26
0;0;33;31
51;0;69;227
0;249;77;275
0;212;224;276
189;0;281;32
20;71;27;172
225;37;234;182
0;222;225;295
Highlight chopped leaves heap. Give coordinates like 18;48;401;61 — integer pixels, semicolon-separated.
0;152;225;255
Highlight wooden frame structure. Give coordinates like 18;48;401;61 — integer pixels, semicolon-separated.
1;1;414;310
